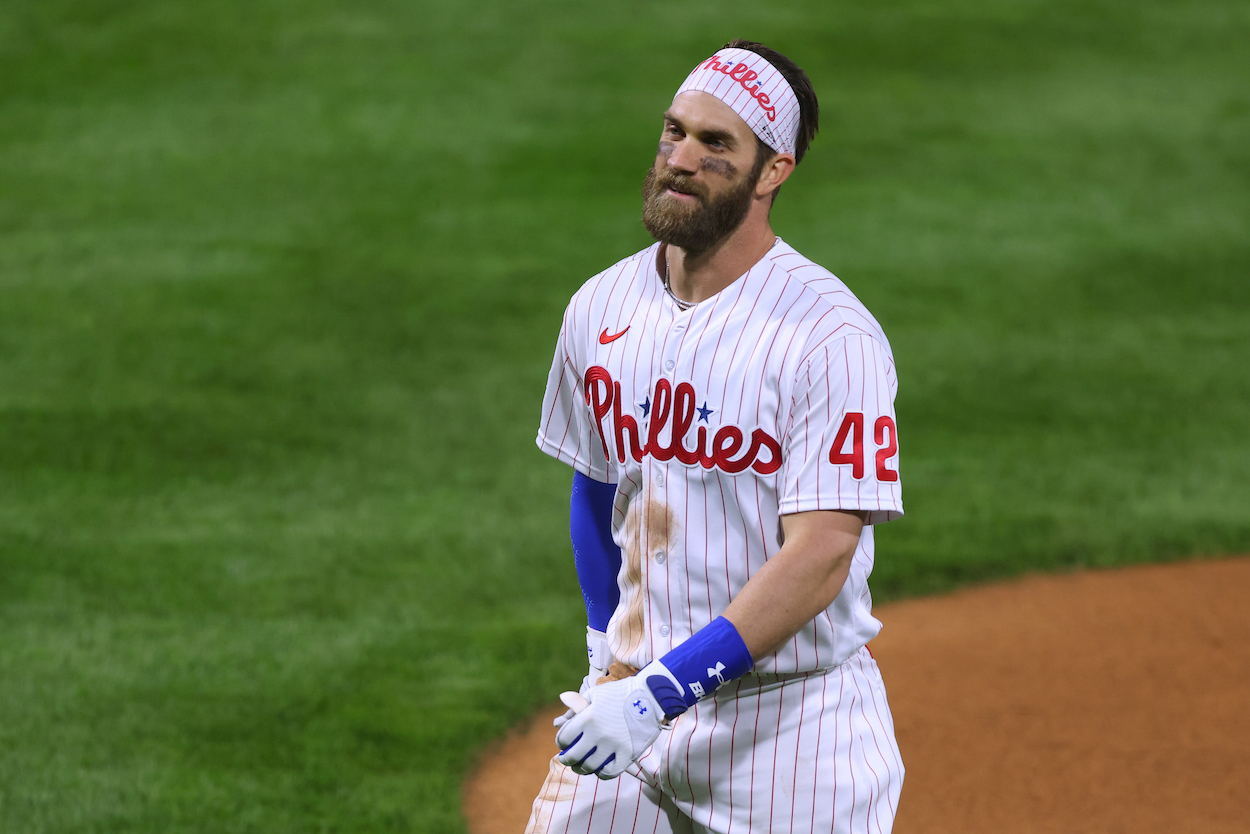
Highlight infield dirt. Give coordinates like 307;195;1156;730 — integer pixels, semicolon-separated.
464;556;1250;833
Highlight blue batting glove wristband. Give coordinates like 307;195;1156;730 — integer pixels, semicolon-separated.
644;617;754;720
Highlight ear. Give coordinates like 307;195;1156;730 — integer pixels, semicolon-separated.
755;152;797;198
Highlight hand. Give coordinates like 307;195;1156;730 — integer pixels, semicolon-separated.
554;673;665;779
554;628;613;730
553;662;641;729
552;687;589;731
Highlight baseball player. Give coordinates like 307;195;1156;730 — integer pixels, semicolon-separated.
529;40;905;833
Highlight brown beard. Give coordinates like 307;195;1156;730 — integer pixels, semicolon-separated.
640;159;763;252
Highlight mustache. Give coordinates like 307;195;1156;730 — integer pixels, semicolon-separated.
653;170;708;201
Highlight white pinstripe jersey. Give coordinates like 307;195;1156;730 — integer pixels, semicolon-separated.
537;238;903;675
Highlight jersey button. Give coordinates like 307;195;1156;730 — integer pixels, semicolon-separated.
659;625;671;637
664;359;675;372
654;550;666;564
655;473;665;487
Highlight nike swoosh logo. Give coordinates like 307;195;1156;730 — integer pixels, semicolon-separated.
599;327;630;345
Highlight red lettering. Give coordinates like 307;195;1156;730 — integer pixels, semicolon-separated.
696;426;715;469
584;366;614;461
711;426;749;473
647;379;673;461
697;55;778;122
749;430;783;475
874;416;899;482
828;412;865;480
584;366;612;417
670;383;700;465
582;366;785;476
613;382;643;463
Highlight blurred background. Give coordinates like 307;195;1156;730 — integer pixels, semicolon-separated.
1;1;1246;831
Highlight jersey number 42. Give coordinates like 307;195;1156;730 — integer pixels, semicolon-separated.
828;413;898;482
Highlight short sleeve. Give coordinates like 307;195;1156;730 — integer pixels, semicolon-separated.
779;333;903;524
535;312;614;482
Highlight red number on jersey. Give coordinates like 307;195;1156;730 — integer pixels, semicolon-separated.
828;412;865;479
874;416;899;482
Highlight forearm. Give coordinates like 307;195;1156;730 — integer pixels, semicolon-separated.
557;509;868;777
722;509;864;661
569;472;621;632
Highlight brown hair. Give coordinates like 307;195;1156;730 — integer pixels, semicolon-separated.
723;39;820;165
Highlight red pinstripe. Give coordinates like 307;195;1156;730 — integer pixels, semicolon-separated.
832;669;844;829
767;677;784;833
850;675;885;834
726;681;742;833
859;654;904;819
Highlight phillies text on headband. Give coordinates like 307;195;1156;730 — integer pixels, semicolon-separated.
674;48;801;156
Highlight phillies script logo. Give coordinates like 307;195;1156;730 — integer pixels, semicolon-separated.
584;366;782;475
700;56;778;122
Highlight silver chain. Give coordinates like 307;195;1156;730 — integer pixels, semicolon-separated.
661;250;696;311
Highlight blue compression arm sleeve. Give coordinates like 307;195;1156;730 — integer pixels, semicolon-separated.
570;472;621;632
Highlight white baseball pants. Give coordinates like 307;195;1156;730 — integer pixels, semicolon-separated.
526;647;904;834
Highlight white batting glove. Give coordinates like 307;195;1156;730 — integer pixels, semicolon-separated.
554;661;675;779
554;627;612;730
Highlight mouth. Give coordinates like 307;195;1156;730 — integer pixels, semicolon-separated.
661;180;703;201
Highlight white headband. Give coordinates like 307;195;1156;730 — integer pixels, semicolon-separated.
674;47;801;156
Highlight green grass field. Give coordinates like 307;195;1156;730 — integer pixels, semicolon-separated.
1;0;1247;830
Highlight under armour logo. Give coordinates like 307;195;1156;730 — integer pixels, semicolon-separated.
632;699;648;717
708;662;727;686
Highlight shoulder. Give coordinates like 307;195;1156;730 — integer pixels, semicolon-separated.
756;242;898;400
763;239;895;361
767;240;893;348
565;243;660;320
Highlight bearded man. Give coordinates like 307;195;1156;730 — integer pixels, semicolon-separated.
530;40;907;833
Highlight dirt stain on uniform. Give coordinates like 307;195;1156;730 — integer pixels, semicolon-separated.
522;757;578;833
615;490;678;658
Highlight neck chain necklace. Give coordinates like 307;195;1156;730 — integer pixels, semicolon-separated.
660;238;780;311
661;248;696;311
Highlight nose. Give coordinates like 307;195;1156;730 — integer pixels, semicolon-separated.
665;136;700;174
